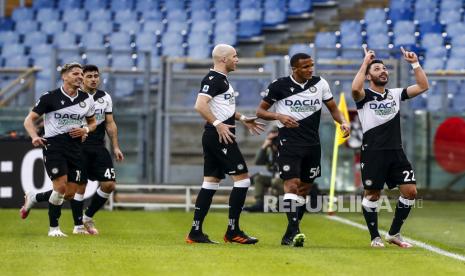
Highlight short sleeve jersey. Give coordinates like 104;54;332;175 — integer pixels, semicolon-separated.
83;89;113;146
198;69;236;131
355;88;409;151
263;75;333;146
32;87;95;138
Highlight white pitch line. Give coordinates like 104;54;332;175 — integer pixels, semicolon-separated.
326;215;465;262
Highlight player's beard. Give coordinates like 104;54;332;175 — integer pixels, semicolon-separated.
372;75;388;86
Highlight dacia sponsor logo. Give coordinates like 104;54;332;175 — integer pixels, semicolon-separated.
285;99;320;112
224;93;235;104
369;101;397;115
54;113;85;120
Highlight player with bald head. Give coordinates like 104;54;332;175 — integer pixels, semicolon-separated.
186;44;265;244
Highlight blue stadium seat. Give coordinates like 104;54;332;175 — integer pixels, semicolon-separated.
144;20;164;33
446;22;465;39
0;31;19;45
263;9;286;26
191;21;212;33
314;32;338;58
15;20;38;33
187;31;210;47
288;44;312;56
84;0;107;10
119;21;142;34
214;32;237;46
191;0;211;10
394;33;416;46
367;33;390;49
425;46;447;59
66;21;88;35
240;0;260;9
0;17;14;31
84;52;108;67
32;55;54;67
452;34;465;47
340;21;362;36
29;43;53;56
365;21;388;36
427;93;442;111
421;33;443;49
36;8;60;22
59;49;82;64
161;33;183;46
88;9;112;21
418;22;443;35
423;58;444;70
166;10;188;21
41;20;64;35
23;31;48;46
112;54;134;68
215;9;237;21
114;78;135;97
288;0;313;15
191;10;212;22
137;54;161;69
439;10;461;25
110;0;134;10
364;8;386;24
410;94;427;110
1;43;25;56
166;21;188;33
239;8;262;21
450;47;465;59
164;0;185;11
114;10;136;23
90;20;113;34
161;45;185;57
4;55;30;67
452;93;465;112
264;0;286;9
135;32;156;51
341;33;362;47
61;8;87;23
80;32;105;49
32;0;55;8
140;10;163;21
238;21;262;38
136;0;159;11
389;0;413;10
11;7;34;21
389;9;413;22
109;32;132;50
440;0;462;11
188;46;211;59
393;20;415;36
57;0;82;9
413;8;436;24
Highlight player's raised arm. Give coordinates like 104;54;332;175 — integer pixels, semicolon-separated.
194;94;236;144
401;47;429;98
352;46;375;102
256;100;299;128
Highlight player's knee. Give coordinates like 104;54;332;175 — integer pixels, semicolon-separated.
284;180;299;194
64;192;76;201
100;181;116;193
297;183;311;196
364;191;381;201
402;187;417;200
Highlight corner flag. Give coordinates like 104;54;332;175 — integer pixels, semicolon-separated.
335;92;350;145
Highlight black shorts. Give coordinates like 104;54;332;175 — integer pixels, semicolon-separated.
360;149;416;190
278;144;321;183
42;135;83;182
81;145;116;183
202;131;248;179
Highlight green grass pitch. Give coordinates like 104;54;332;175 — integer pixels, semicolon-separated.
2;201;464;275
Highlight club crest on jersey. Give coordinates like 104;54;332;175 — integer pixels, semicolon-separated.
387;94;393;100
309;86;317;93
79;101;86;108
97;97;104;103
285;99;319;112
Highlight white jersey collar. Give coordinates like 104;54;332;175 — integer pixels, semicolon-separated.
290;75;308;89
60;86;80;102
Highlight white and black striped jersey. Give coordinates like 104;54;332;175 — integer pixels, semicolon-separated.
83;89;113;146
263;75;333;146
32;87;95;138
356;88;409;151
198;69;236;132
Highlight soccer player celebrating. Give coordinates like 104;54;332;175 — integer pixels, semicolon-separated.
351;46;429;247
186;44;265;244
22;62;96;237
256;53;350;247
21;65;124;235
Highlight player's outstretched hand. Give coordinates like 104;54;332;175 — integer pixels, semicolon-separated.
31;136;47;147
114;147;124;162
340;122;351;138
400;46;418;64
69;127;87;138
277;114;299;128
241;116;266;135
216;123;236;144
363;46;376;65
